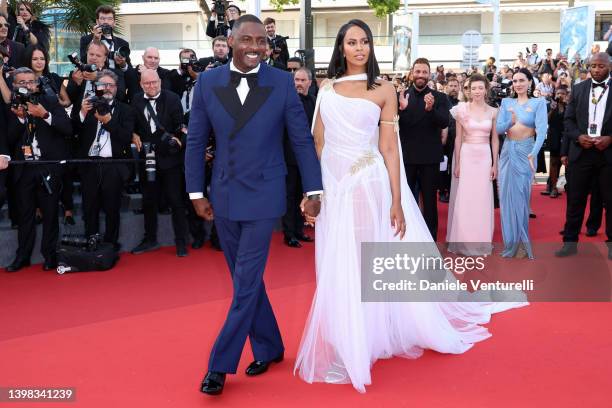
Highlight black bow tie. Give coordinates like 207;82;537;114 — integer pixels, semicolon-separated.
230;71;258;88
593;81;607;89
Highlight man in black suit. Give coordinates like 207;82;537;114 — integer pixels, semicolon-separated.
5;68;72;272
398;57;450;241
130;69;189;257
79;5;131;71
72;69;134;250
282;67;316;248
263;17;289;68
198;36;230;73
0;13;24;68
556;52;612;259
0;105;9;212
67;40;127;110
132;47;171;92
206;4;241;38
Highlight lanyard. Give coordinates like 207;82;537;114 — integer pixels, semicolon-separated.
591;82;608;123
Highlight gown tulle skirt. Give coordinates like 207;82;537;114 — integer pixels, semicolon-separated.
294;75;527;393
498;138;536;259
446;143;494;256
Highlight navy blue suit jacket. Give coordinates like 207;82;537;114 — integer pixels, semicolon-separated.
185;63;323;221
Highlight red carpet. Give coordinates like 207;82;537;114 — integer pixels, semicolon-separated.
1;185;611;407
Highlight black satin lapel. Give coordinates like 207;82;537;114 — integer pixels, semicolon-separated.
232;86;273;134
603;85;612;125
214;87;241;121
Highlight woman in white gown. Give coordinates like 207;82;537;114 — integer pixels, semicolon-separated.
294;19;527;393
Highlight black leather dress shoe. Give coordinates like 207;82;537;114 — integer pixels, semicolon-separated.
131;240;160;255
200;371;225;395
284;237;302;248
245;353;284;376
585;229;598;237
43;259;57;271
295;233;313;243
176;243;188;257
6;259;30;273
191;238;205;249
555;243;578;257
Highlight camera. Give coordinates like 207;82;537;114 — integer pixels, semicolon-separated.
110;45;130;61
143;142;156;182
68;52;97;72
269;36;289;54
11;87;38;109
61;233;104;251
100;24;113;38
160;129;183;155
180;56;207;73
88;87;111;116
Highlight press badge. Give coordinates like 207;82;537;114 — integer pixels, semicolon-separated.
589;123;600;137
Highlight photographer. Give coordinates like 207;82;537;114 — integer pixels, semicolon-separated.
10;1;50;50
167;48;200;123
264;17;289;67
286;57;318;96
0;12;24;68
79;5;131;71
199;36;230;71
130;69;188;257
263;40;286;71
206;3;240;39
67;40;127;113
4;67;72;272
539;48;556;76
72;69;134;251
542;86;568;199
133;47;170;90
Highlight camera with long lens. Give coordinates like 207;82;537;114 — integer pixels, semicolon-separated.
143;142;156;182
68;52;97;72
180;56;207;74
88;87;111;116
11;87;38;109
110;45;130;61
61;233;104;252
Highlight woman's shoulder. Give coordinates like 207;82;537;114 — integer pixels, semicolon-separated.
374;79;396;95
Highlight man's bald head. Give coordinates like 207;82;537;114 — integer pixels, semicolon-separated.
589;52;611;83
140;68;161;97
143;47;161;70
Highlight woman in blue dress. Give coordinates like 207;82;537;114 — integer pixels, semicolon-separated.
496;68;548;258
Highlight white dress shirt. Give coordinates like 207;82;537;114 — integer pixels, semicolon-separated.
588;79;609;137
189;62;323;200
80;107;113;157
144;92;161;133
17;114;54;159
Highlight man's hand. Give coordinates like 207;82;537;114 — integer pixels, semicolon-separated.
26;102;48;119
187;65;198;79
132;133;142;152
71;69;84;86
300;197;321;226
94;111;111;125
578;134;595;149
424;93;435;112
11;105;27;120
398;89;409;111
92;25;103;41
561;156;568;167
82;71;97;82
81;98;93;117
138;64;147;74
593;135;611;151
192;197;214;220
0;156;8;170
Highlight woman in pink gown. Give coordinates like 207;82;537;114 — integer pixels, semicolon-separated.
446;74;499;256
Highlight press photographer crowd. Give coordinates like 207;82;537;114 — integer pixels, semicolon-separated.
0;2;610;274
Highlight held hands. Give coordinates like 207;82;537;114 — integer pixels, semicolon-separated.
424;93;435;112
300;196;321;226
390;203;406;239
193;197;214;220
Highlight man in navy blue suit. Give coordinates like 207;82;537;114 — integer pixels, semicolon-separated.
185;15;323;395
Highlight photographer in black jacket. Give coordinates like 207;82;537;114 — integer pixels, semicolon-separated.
206;3;240;38
72;69;134;251
130;69;189;257
5;67;72;272
79;5;131;71
263;17;289;67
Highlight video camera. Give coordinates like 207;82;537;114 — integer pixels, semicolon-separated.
61;233;104;252
269;35;289;55
68;52;98;73
180;56;207;73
